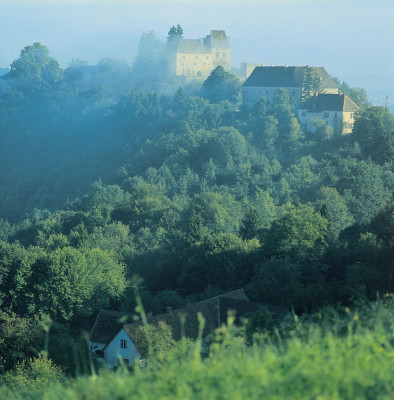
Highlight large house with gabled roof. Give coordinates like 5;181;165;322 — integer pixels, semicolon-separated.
298;93;360;135
242;65;339;109
89;289;288;368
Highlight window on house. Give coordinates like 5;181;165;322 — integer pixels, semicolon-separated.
351;113;355;119
206;56;209;60
183;56;185;59
196;56;198;59
334;113;338;118
266;91;269;95
120;339;127;349
301;111;306;117
324;112;329;118
216;52;219;57
223;52;226;57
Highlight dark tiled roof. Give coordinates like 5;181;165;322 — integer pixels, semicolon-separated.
300;93;360;112
123;289;250;344
243;66;338;89
219;298;288;326
89;309;135;343
177;39;210;54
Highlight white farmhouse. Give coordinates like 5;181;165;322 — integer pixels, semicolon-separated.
89;289;288;368
298;93;359;135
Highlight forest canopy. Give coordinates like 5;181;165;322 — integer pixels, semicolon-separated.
0;43;393;390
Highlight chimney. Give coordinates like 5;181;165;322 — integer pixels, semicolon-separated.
166;306;172;314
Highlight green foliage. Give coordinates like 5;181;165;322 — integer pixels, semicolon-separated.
30;247;126;320
3;354;65;394
265;206;329;261
333;78;371;109
302;67;322;102
134;321;175;358
167;25;183;44
7;298;394;400
243;306;274;343
0;311;44;372
9;42;63;91
352;106;394;164
202;66;241;103
0;42;393;388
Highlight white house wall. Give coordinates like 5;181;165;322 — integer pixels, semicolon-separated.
104;328;141;368
298;110;343;134
242;87;303;108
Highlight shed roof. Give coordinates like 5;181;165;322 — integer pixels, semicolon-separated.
300;93;360;112
243;66;338;89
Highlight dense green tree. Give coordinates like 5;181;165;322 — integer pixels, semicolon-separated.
239;206;263;240
0;311;44;372
30;247;126;320
302;68;322;102
352;106;394;164
166;25;183;44
201;66;241;103
265;206;329;262
316;187;354;237
8;42;63;91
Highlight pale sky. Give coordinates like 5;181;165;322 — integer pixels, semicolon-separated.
1;0;393;98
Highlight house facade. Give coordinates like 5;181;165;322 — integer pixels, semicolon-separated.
89;289;288;368
242;65;339;109
298;93;359;135
167;30;231;79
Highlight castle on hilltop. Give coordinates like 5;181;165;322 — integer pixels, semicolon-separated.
167;30;231;80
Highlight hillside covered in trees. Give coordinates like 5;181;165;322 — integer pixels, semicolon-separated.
0;42;393;398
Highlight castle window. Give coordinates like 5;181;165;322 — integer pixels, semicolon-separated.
324;112;329;118
120;339;127;349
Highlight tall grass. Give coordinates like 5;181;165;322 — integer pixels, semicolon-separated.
2;296;393;400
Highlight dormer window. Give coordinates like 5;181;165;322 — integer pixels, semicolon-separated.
120;339;127;349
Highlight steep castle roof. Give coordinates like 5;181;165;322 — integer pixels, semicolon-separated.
243;66;338;89
175;30;230;54
176;39;211;54
300;93;360;112
208;30;231;49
